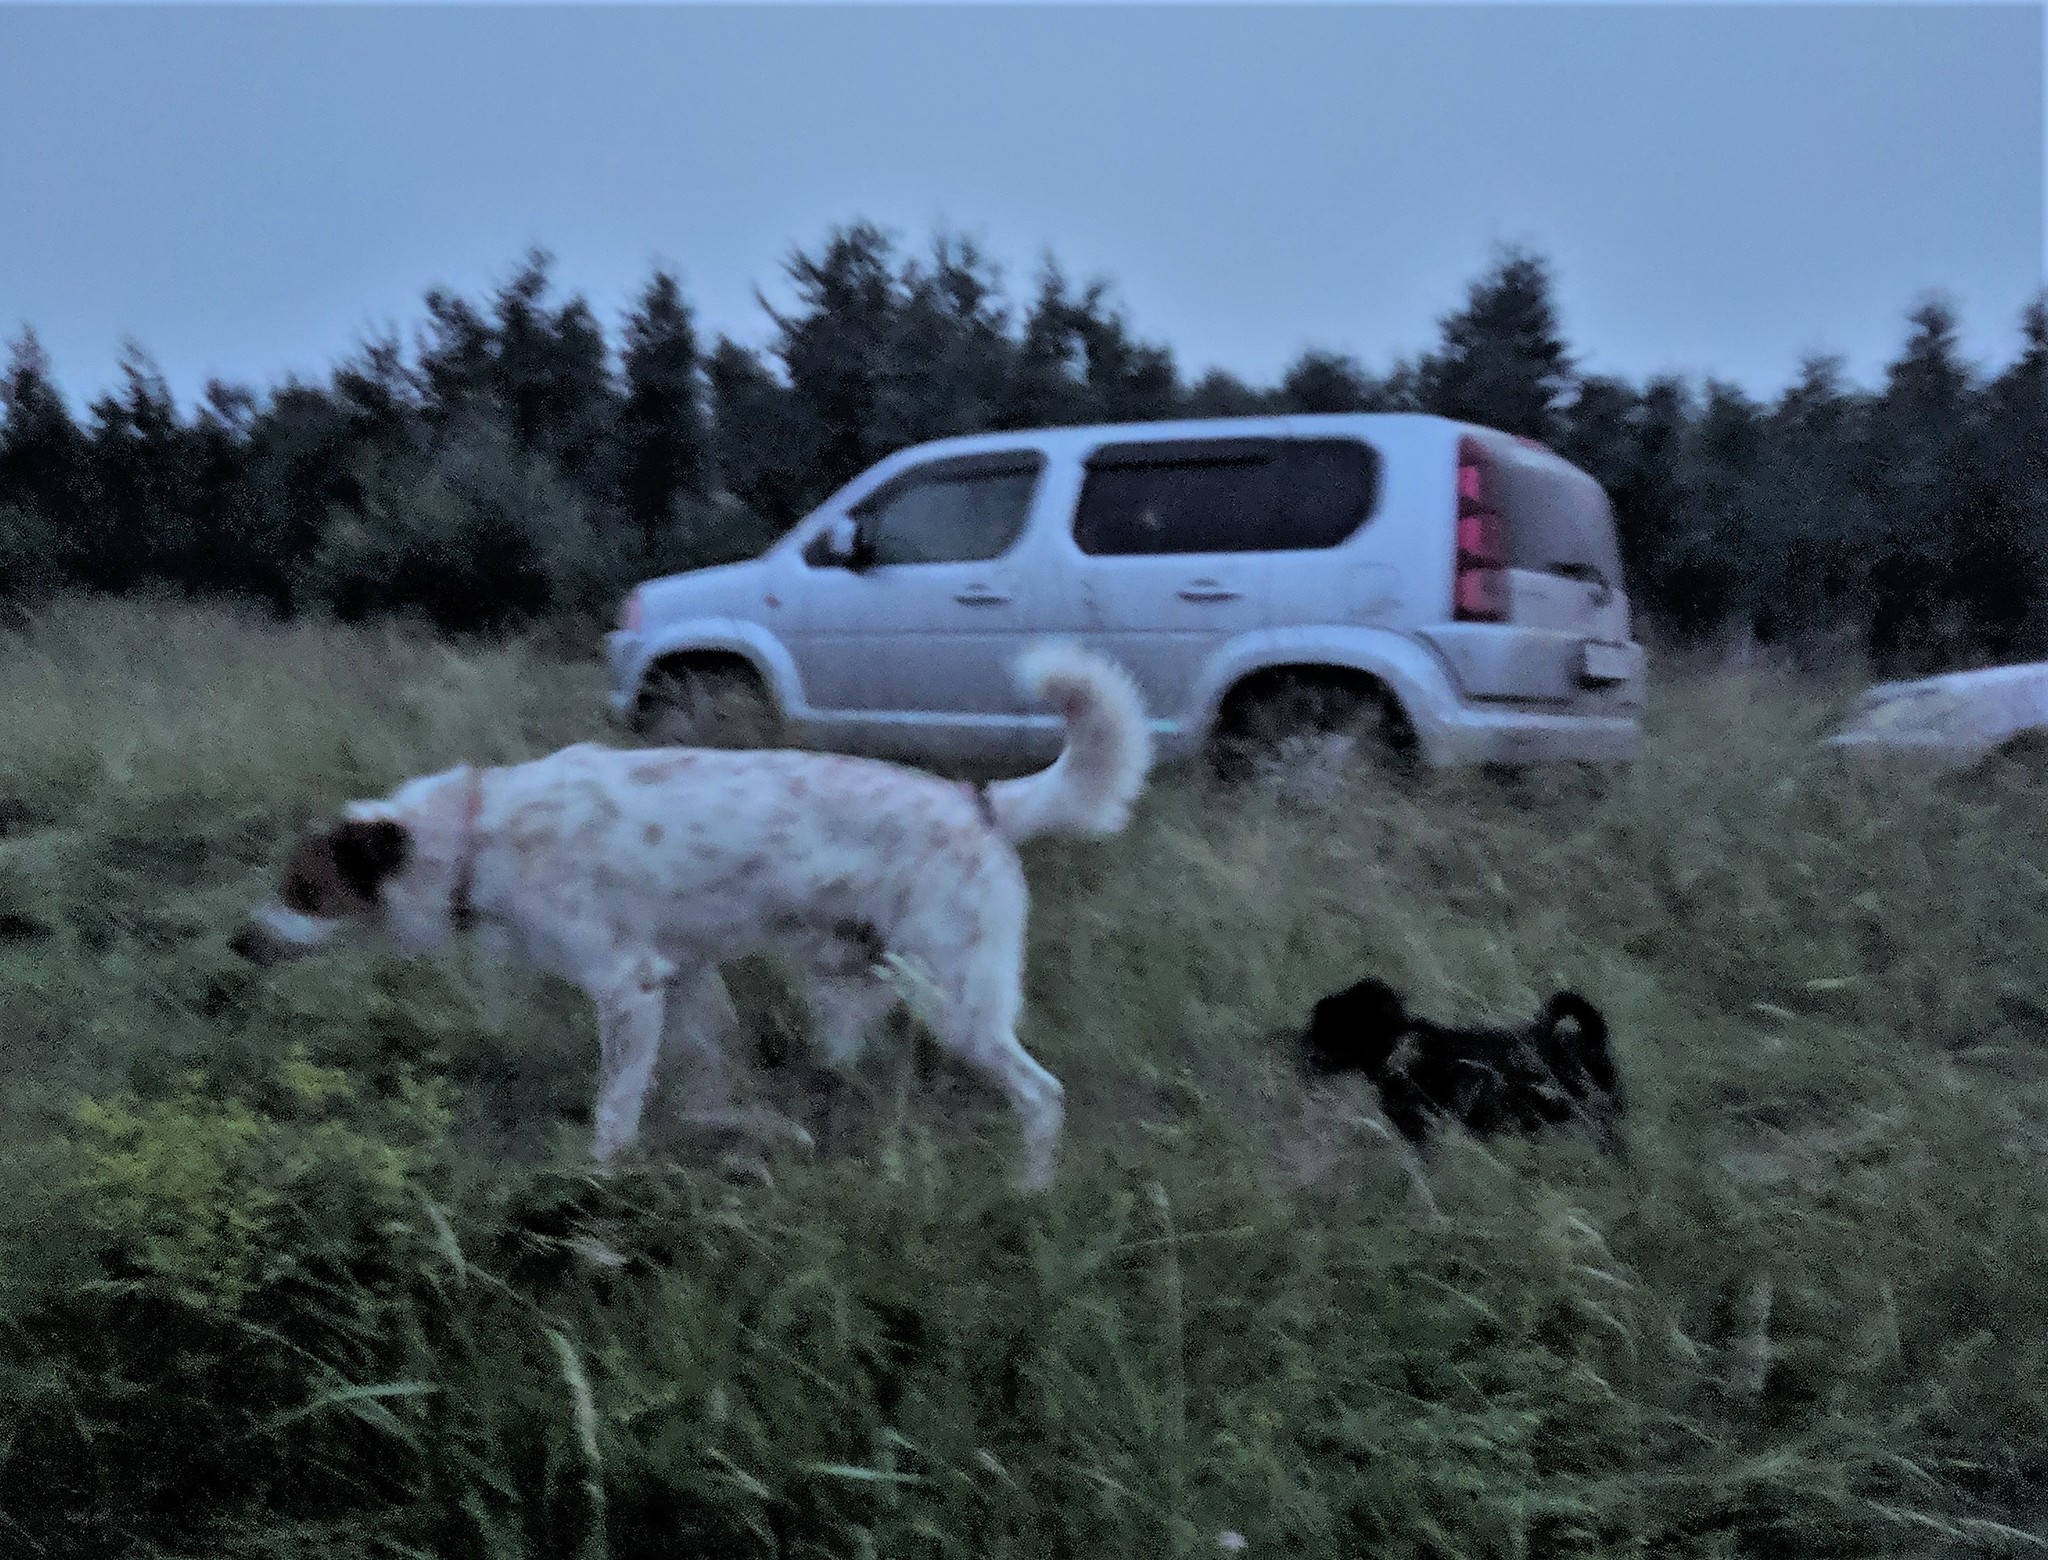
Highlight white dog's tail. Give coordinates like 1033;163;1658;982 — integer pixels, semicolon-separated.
984;644;1153;842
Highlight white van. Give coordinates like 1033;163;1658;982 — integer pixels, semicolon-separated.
604;414;1647;776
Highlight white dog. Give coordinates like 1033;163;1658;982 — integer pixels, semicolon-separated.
231;644;1151;1189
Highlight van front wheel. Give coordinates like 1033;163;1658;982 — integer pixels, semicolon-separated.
637;662;784;751
1208;673;1414;790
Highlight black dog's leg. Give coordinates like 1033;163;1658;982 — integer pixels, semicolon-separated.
1347;1091;1447;1227
1375;1074;1437;1151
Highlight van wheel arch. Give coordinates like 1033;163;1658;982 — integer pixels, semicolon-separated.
1207;665;1418;786
1963;726;2048;788
635;652;784;749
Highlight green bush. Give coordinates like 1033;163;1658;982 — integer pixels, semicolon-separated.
307;417;628;633
0;500;61;609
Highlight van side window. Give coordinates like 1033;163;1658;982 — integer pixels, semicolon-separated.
1073;438;1281;556
1072;436;1380;556
1275;438;1382;550
842;453;1043;566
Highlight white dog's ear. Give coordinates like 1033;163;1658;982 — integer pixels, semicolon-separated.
328;818;412;901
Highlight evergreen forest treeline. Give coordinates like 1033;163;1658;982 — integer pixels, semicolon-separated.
3;222;2044;669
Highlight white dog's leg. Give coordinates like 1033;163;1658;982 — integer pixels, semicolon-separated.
663;965;814;1151
590;954;675;1162
807;972;899;1070
932;968;1064;1192
897;866;1066;1191
658;965;739;1119
969;1023;1066;1192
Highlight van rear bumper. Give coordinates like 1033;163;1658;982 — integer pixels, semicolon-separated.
1424;707;1641;768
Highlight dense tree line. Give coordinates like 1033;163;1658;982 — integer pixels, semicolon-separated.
3;224;2044;668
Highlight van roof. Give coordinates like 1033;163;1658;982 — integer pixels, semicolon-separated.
807;414;1608;537
870;411;1484;467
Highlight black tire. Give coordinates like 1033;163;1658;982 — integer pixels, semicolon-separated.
1967;728;2048;790
637;661;783;751
1207;673;1414;790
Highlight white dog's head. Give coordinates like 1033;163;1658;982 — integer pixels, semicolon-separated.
232;767;484;966
229;812;414;967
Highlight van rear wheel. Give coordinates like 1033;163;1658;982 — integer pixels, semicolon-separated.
638;662;783;751
1964;727;2048;791
1208;673;1414;791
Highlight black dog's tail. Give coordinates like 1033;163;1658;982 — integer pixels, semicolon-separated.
1541;992;1617;1091
1539;991;1627;1156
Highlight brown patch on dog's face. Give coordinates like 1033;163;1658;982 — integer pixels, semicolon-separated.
231;817;414;966
279;818;413;916
276;835;354;919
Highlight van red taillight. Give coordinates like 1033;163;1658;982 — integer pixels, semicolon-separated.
1454;438;1509;623
1455;557;1508;621
1458;510;1506;561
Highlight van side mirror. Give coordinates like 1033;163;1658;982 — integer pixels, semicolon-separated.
838;517;883;573
808;516;871;572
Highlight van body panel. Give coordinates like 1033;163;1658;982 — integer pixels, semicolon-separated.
607;413;1646;774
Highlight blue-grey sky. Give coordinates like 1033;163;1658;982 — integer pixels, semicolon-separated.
1;4;2040;414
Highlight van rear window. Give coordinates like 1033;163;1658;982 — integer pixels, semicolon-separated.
1074;436;1381;556
1074;452;1276;555
1488;447;1624;585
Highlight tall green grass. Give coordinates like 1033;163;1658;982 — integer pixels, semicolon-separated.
3;596;2046;1557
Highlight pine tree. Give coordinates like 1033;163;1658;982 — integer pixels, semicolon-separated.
1751;355;1873;648
706;337;820;534
1004;261;1092;428
876;233;1016;448
331;331;421;443
187;379;261;602
1557;375;1639;496
771;222;903;492
1278;350;1381;415
416;288;496;425
1606;376;1691;629
1064;278;1179;423
1002;261;1178;427
84;345;195;591
488;250;618;483
241;382;367;613
620;268;711;566
0;328;89;594
1184;369;1271;418
1658;380;1764;639
1953;294;2048;658
1412;246;1576;443
1866;298;1985;665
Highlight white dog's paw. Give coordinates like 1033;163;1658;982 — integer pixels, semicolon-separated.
679;1106;816;1154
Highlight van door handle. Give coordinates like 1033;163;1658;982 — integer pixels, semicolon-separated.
954;587;1011;606
1177;580;1241;603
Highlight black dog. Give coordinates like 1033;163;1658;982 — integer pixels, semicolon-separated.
1303;978;1625;1154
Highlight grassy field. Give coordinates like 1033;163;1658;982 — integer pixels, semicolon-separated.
4;596;2048;1558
